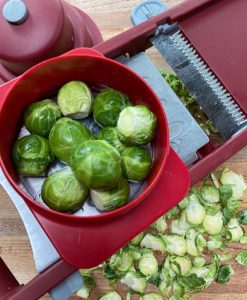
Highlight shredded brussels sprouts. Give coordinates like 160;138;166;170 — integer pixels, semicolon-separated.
140;234;166;253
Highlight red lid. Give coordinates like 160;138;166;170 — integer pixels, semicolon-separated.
0;0;74;74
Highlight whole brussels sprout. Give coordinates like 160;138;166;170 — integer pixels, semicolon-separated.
49;117;93;164
71;140;121;189
41;167;88;212
121;147;152;181
117;105;157;146
24;99;61;136
97;127;127;153
90;177;130;211
12;135;54;176
57;81;93;119
92;88;131;127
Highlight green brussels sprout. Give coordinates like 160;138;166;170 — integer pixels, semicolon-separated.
98;127;127;153
163;235;187;256
120;271;147;294
236;250;247;265
121;147;152;181
193;257;206;268
24;99;61;136
98;291;122;300
117;105;157;146
90;177;130;211
130;232;144;246
216;265;234;284
151;216;168;233
201;185;220;203
76;274;94;299
12;134;54;176
139;253;158;276
226;218;244;242
57;81;93;119
141;293;164;300
140;233;166;253
202;211;223;235
49;117;92;164
41;167;88;212
186;194;206;225
236;210;247;225
71;140;121;189
170;256;192;276
93;88;131;127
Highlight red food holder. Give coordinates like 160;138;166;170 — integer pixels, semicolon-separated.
0;0;247;299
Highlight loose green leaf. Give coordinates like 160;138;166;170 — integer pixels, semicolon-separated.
216;265;234;284
236;250;247;265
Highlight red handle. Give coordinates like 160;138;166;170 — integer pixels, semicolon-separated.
0;257;20;298
31;148;190;268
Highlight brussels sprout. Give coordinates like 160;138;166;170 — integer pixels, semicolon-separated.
216;265;234;284
196;234;207;253
201;185;220;203
202;211;223;235
240;236;247;244
219;185;233;205
171;210;191;236
163;235;187;256
57;81;93;119
41;167;88;212
186;229;200;257
121;147;152;181
140;234;166;253
151;216;168;233
185;195;206;225
71;140;121;189
166;206;180;219
49;117;93;163
236;210;247;225
12;134;54;176
117;106;157;146
177;274;206;292
173;280;185;298
24;99;61;136
76;274;94;299
216;253;233;262
236;250;247;265
120;271;147;294
139;253;158;277
98;291;122;300
109;248;134;273
159;280;172;297
226;218;244;242
170;256;192;276
178;197;189;209
98;127;126;153
131;232;145;246
193;257;206;268
141;293;164;300
191;267;209;279
206;235;222;251
90;177;129;212
93;88;131;127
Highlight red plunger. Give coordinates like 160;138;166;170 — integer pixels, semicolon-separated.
0;0;102;83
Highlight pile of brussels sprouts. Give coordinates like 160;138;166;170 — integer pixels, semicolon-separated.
12;81;157;213
76;168;247;300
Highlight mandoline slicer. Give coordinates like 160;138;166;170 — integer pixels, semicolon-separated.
1;0;247;299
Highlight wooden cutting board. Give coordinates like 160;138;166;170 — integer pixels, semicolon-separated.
0;0;246;299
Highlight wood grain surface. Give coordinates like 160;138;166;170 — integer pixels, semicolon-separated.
0;0;246;299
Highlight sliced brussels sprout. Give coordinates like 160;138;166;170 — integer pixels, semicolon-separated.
57;81;93;119
236;210;247;225
140;234;166;253
41;167;88;212
185;195;206;225
202;211;223;235
121;147;152;181
177;274;206;292
173;279;185;297
12;134;54;176
226;218;244;242
195;234;207;254
191;267;209;279
151;216;168;233
130;232;145;246
98;291;122;300
90;177;130;212
201;185;220;204
120;271;147;294
24;99;61;136
240;236;247;244
71;140;121;189
178;197;189;209
220;168;246;200
216;253;233;262
171;210;191;236
166;206;180;219
98;127;127;153
163;235;187;256
219;185;233;206
49;117;93;164
236;250;247;265
116;248;134;273
93;88;131;127
170;256;192;276
117;105;157;146
207;235;222;251
186;229;199;257
159;280;172;297
76;274;94;299
141;293;164;300
147;271;161;286
216;265;234;284
139;253;158;277
193;257;206;268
